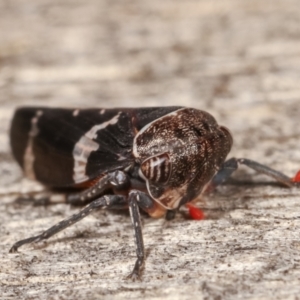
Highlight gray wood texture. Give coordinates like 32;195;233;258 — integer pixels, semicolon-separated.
1;1;300;299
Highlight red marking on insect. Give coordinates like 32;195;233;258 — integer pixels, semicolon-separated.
186;203;205;220
292;170;300;183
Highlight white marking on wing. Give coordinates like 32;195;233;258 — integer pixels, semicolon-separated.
117;153;127;161
73;109;80;116
23;110;43;180
72;113;121;182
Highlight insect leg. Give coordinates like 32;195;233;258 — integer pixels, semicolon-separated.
15;171;129;206
127;190;156;280
9;194;127;253
67;170;129;205
210;157;298;189
165;210;177;220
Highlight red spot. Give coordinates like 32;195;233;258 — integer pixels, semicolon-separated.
186;203;205;220
292;170;300;183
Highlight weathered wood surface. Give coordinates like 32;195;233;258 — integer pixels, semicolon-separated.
1;1;300;299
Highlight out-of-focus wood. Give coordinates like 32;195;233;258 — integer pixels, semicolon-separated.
1;1;300;299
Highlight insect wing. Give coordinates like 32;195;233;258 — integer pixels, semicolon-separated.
10;107;135;187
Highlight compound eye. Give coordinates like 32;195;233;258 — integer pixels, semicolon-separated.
140;153;171;184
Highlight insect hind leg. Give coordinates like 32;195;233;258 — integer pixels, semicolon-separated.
209;157;298;190
15;170;130;206
9;194;127;253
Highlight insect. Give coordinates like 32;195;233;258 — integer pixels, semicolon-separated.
9;106;300;279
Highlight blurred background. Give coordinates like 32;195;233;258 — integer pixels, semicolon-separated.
1;1;300;298
1;1;299;110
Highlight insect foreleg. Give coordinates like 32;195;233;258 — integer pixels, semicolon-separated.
210;157;298;189
9;194;127;253
127;190;158;280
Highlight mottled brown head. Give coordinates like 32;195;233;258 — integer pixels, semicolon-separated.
133;108;232;210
